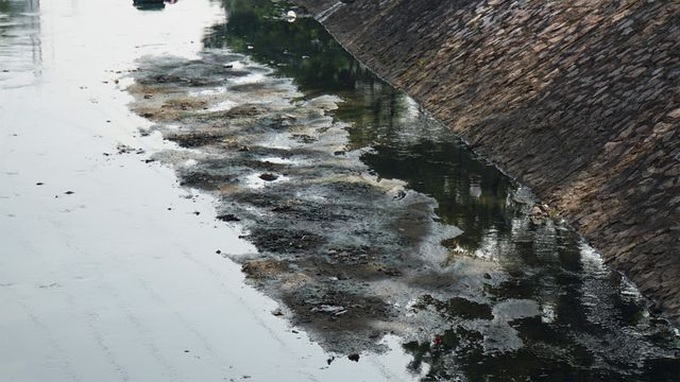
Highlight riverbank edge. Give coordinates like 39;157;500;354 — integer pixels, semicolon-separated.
289;0;680;325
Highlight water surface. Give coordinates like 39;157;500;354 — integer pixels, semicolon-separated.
125;0;680;380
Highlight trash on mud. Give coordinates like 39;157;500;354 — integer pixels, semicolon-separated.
116;144;145;155
311;304;348;316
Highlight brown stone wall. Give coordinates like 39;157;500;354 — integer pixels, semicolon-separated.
292;0;680;323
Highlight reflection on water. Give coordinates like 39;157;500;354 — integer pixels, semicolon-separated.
132;0;179;11
203;0;381;98
151;0;680;380
0;0;41;87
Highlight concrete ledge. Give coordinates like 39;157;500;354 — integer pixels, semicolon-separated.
292;0;680;324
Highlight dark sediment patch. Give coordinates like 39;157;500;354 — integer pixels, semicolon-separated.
125;8;680;377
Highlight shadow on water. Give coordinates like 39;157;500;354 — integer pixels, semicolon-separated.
127;0;680;380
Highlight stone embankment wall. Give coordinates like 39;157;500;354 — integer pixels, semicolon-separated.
291;0;680;323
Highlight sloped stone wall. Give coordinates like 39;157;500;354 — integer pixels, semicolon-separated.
292;0;680;324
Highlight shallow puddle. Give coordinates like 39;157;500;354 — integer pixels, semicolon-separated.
124;0;680;380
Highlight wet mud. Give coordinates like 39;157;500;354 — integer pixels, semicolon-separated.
126;1;680;380
128;50;463;353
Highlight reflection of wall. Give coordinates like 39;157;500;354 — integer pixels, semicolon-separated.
0;0;42;82
27;0;42;77
291;0;680;325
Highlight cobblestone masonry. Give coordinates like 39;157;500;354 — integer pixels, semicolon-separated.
291;0;680;324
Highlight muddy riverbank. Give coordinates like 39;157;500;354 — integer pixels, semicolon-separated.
125;1;680;379
290;0;680;325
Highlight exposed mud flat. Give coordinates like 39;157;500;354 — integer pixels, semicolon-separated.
127;52;474;352
125;5;680;376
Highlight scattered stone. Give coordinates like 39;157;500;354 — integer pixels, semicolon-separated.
217;214;241;222
259;173;279;181
348;353;360;362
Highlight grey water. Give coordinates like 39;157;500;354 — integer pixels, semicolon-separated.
3;0;677;380
195;1;680;380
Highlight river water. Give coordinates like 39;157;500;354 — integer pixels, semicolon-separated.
3;0;680;381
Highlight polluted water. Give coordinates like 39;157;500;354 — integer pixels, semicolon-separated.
2;0;680;381
128;1;680;381
125;1;680;380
